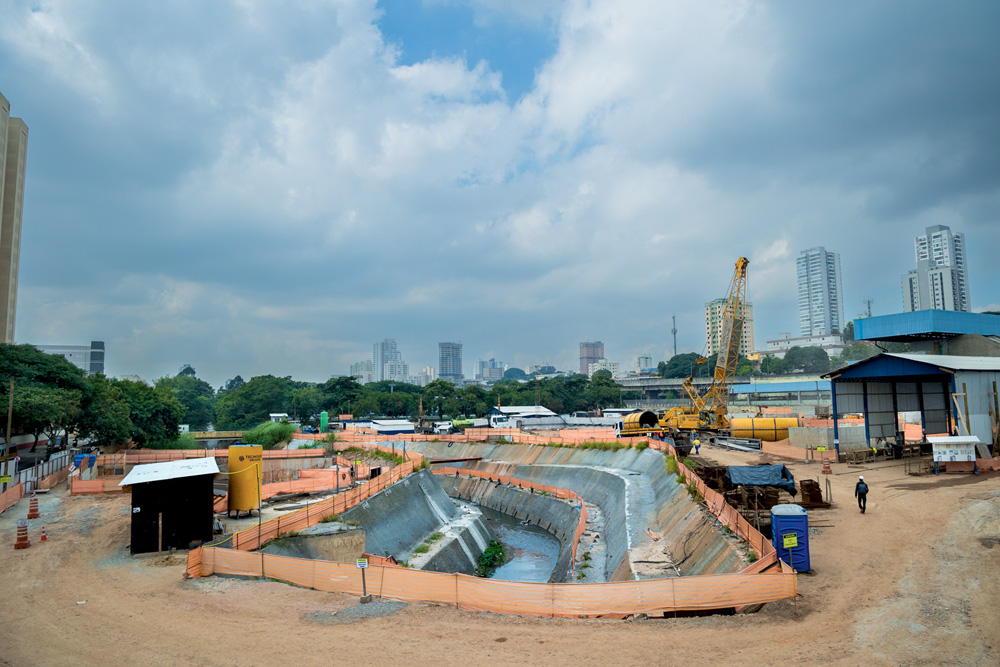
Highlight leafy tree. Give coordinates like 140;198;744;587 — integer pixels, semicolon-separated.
536;365;556;375
77;376;132;447
0;344;88;446
219;375;245;394
291;386;322;422
586;371;621;409
115;379;185;447
319;376;363;414
156;373;216;430
658;353;705;379
759;355;783;375
503;367;527;381
781;346;830;374
842;321;855;342
423;379;456;418
214;375;296;429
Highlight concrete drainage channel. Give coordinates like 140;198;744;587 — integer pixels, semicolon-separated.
260;443;749;588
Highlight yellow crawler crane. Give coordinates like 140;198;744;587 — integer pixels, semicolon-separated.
659;257;749;435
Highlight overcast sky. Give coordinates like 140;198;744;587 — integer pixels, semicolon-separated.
2;0;998;388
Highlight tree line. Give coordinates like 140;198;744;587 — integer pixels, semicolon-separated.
0;345;635;450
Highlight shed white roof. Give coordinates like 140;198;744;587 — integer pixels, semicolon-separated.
118;456;220;486
927;435;981;445
498;405;558;417
887;353;1000;372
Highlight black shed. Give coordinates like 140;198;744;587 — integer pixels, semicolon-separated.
119;457;219;555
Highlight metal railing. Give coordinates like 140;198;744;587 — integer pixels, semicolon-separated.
16;451;73;493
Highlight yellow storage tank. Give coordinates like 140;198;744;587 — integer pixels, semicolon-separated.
621;410;660;436
729;417;799;441
228;444;263;513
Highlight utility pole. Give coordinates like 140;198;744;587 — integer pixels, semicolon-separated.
671;314;678;358
863;298;874;318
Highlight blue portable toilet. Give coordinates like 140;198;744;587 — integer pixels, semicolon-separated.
771;503;810;572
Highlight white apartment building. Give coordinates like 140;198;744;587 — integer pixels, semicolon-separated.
705;298;754;357
902;225;970;312
797;247;844;336
587;359;620;378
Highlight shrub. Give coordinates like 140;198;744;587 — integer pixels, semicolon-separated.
147;433;199;450
413;544;430;554
320;514;341;523
636;441;649;451
242;422;296;449
665;455;679;474
428;532;444;542
748;552;758;563
475;540;507;577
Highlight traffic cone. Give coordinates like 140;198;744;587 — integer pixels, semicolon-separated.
822;459;832;475
14;522;30;549
27;495;40;520
40;526;47;542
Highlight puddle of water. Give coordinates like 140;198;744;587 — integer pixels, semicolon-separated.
479;506;560;583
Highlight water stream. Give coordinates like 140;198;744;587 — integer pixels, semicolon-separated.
479;506;561;583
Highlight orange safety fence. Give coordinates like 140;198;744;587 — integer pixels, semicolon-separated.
433;467;589;574
186;547;797;618
648;440;776;559
207;460;421;552
761;439;838;463
0;482;24;514
72;476;125;495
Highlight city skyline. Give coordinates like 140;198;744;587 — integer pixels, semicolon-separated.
1;2;997;389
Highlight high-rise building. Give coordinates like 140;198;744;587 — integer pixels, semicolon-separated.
476;358;505;382
439;342;463;382
902;225;970;312
636;354;653;371
36;341;105;376
579;341;604;375
372;339;407;382
349;359;374;384
705;299;754;357
796;247;844;336
0;92;28;344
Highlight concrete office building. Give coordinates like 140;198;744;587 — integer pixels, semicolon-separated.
36;341;105;376
476;358;505;382
797;247;844;336
0;92;28;344
902;225;970;313
579;341;604;375
439;342;463;382
705;298;754;357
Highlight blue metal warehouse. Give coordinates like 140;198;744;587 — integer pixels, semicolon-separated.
823;353;1000;458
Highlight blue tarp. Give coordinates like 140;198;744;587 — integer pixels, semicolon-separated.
725;464;797;495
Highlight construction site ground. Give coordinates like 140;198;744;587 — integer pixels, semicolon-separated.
1;446;998;667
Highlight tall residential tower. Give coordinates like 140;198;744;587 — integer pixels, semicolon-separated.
705;299;754;357
0;92;28;344
796;247;844;336
902;225;970;313
579;341;604;375
438;342;463;382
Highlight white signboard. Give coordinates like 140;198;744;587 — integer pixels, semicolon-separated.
932;443;975;463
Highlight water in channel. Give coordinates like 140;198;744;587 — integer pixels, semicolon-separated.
479;506;560;582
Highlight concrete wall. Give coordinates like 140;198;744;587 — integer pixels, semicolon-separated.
421;514;495;576
261;524;364;562
790;425;866;450
341;469;459;560
410;442;745;579
436;474;581;582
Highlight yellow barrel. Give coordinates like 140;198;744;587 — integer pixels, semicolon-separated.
729;417;799;441
228;445;263;512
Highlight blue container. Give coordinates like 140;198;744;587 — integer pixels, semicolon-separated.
771;503;810;572
73;454;84;468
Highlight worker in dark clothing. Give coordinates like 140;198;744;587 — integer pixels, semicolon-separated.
855;475;869;513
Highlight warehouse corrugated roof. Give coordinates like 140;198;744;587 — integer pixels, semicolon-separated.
119;457;220;486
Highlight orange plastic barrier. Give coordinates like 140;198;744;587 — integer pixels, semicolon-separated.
433;467;588;574
211;460;421;552
187;547;796;618
648;440;776;559
71;479;105;495
761;439;837;463
0;482;24;514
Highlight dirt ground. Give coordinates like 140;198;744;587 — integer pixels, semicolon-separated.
1;448;998;667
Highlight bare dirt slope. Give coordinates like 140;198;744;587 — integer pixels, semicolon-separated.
1;450;998;667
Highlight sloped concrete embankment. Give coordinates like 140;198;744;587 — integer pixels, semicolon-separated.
340;469;494;573
436;474;581;582
410;442;744;580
